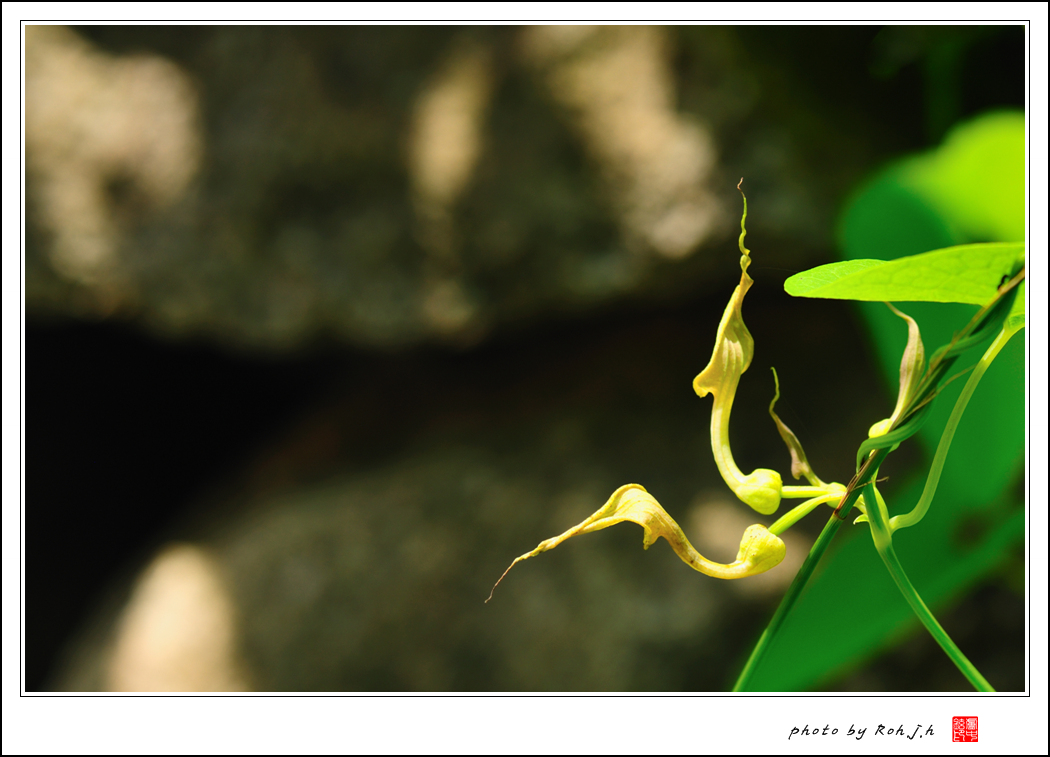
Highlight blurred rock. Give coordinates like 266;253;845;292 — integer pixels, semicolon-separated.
26;25;858;352
25;25;201;312
53;423;745;691
521;26;722;260
105;544;250;692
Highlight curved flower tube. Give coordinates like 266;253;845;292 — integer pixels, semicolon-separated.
486;484;786;602
693;185;782;514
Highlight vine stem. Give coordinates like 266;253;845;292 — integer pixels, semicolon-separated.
890;322;1022;531
769;492;841;536
732;446;890;692
874;540;995;691
864;482;994;691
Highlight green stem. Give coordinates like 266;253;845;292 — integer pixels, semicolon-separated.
890;322;1021;532
732;447;889;691
769;493;841;535
865;482;994;691
781;486;834;499
876;540;995;691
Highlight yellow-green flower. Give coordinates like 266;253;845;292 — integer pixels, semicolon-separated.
486;484;786;601
693;187;782;515
487;183;848;603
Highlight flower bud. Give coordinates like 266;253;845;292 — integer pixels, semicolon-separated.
733;524;786;576
736;469;783;515
868;418;893;438
869;304;926;438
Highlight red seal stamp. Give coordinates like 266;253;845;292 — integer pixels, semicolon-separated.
952;716;978;742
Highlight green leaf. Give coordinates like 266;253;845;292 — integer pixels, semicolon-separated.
901;110;1025;243
784;242;1023;305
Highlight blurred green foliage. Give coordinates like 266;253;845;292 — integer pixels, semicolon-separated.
743;110;1025;691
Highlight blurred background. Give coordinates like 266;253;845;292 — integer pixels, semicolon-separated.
25;24;1026;692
